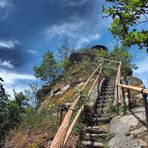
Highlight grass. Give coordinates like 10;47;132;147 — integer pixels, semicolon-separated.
106;100;117;117
4;106;59;148
105;132;116;141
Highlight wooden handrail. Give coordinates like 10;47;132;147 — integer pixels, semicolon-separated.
116;83;148;94
50;64;103;148
96;57;121;64
63;65;103;145
103;65;118;70
88;66;103;97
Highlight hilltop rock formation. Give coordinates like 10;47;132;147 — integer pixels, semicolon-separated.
69;45;108;64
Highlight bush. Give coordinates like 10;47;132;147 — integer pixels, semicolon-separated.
107;100;117;117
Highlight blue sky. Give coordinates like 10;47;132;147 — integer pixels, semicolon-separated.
0;0;147;96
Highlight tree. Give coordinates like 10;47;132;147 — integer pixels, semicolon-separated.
34;51;59;82
0;81;28;146
57;38;74;60
102;0;148;51
24;83;39;108
110;44;138;75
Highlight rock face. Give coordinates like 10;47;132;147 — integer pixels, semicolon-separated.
109;107;148;148
69;52;84;65
69;45;108;65
91;45;108;51
120;76;144;108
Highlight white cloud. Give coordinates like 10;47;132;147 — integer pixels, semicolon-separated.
5;84;30;98
45;21;84;39
0;69;36;85
76;33;101;49
61;0;89;7
0;1;7;8
0;68;36;97
28;50;37;55
133;56;148;88
50;0;89;7
45;17;101;49
0;39;18;49
0;0;13;20
0;59;14;68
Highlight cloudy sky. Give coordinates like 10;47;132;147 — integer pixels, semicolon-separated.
0;0;147;96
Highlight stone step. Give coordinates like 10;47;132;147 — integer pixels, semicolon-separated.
93;113;109;118
101;87;114;91
100;92;114;95
86;125;110;133
93;117;111;124
99;95;114;99
97;99;107;104
96;107;107;111
85;133;107;140
81;141;104;148
85;128;106;134
105;79;115;82
106;82;115;85
107;81;115;84
103;85;115;89
98;96;113;99
96;108;107;114
97;104;105;108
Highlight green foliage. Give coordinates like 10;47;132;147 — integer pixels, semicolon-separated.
103;0;148;51
107;100;117;117
62;57;71;71
105;132;116;141
72;120;85;136
21;106;58;131
0;89;28;146
34;51;59;82
95;49;109;58
111;45;138;75
57;44;74;60
24;83;39;108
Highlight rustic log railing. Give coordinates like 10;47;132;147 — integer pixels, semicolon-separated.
115;64;148;131
64;66;103;145
50;63;103;148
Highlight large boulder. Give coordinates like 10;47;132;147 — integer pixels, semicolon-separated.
91;45;108;51
69;52;84;65
69;45;108;65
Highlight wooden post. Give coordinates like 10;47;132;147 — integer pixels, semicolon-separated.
115;62;122;116
60;108;63;126
121;87;126;115
117;85;119;115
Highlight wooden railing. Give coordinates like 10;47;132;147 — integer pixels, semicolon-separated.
50;63;103;147
115;64;148;131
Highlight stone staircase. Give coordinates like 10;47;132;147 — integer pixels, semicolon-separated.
78;77;115;148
